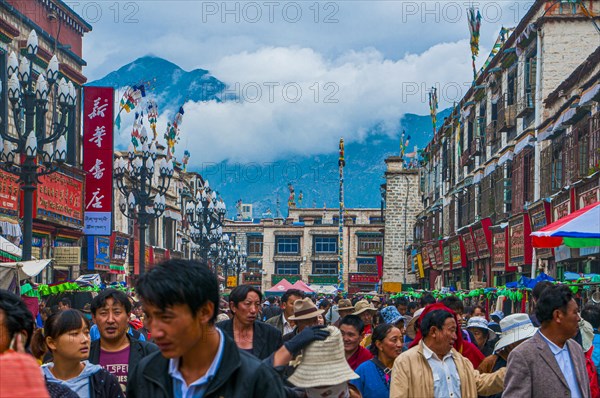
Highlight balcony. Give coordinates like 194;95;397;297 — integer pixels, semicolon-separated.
486;121;498;146
460;138;481;166
498;104;517;132
471;138;482;156
516;91;534;118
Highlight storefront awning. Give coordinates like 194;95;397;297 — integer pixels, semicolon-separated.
532;201;600;248
498;150;514;166
514;135;535;155
0;259;52;279
579;83;600;107
484;160;498;177
0;235;21;262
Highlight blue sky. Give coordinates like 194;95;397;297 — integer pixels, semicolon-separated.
73;0;532;163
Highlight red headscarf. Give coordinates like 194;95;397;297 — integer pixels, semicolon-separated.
408;303;484;368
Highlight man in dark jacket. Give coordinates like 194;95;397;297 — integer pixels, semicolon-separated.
266;289;304;335
88;288;159;393
127;259;286;398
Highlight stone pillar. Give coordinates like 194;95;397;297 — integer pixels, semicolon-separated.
383;157;423;285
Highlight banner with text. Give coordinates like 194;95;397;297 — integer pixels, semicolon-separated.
83;87;114;235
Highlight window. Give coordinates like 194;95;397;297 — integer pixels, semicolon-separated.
275;262;300;275
163;218;175;250
246;260;262;273
247;236;263;255
369;216;384;224
312;262;338;274
314;236;337;253
358;236;383;255
276;237;300;254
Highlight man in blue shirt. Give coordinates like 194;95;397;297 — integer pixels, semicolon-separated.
505;285;591;397
127;259;285;398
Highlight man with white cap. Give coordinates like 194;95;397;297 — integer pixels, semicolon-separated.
478;313;537;398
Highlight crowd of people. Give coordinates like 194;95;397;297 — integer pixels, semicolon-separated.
1;259;599;397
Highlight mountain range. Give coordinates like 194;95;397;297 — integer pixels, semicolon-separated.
89;56;450;217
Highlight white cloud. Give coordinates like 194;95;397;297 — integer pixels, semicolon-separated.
163;40;478;166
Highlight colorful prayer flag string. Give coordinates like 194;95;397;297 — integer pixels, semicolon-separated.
468;7;482;83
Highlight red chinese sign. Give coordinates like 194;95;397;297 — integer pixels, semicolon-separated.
349;273;380;284
0;169;19;216
36;171;84;228
462;230;477;260
83;86;114;236
493;230;507;270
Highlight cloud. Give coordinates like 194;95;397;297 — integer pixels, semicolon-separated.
162;40;478;166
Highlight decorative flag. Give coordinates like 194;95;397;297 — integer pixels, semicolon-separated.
399;130;411;160
114;84;146;130
428;87;438;139
147;100;158;141
131;112;142;147
182;150;190;172
468;7;482;82
338;138;345;167
164;106;185;160
456;112;462;158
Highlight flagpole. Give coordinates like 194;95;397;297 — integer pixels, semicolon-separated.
338;138;345;291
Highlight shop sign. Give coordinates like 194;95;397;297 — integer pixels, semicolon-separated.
529;202;553;259
227;276;237;288
493;230;507;268
578;186;599;209
433;242;443;266
308;274;338;285
463;231;477;260
37;171;84;228
349;273;379;284
553;199;570;222
450;239;462;268
242;273;262;284
422;248;432;269
87;236;110;271
83;86;114;236
110;234;129;264
0;169;19;216
272;274;301;285
509;222;525;266
53;246;81;267
443;243;452;268
383;282;402;293
474;227;490;258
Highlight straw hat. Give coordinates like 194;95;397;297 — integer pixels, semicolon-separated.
287;326;358;388
288;298;324;321
371;296;381;303
466;316;497;338
405;308;424;339
337;299;354;311
352;299;378;315
493;313;537;353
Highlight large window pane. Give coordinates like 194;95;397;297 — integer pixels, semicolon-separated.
276;237;299;254
314;236;337;253
275;262;300;274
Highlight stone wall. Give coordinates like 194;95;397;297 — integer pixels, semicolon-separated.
383;157;423;284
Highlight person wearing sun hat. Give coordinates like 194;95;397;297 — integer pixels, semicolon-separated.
283;298;325;343
333;299;356;328
380;306;405;331
466;316;497;356
352;299;378;335
477;313;537;396
287;326;361;398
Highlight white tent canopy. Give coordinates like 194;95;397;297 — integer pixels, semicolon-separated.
0;259;52;293
0;235;22;258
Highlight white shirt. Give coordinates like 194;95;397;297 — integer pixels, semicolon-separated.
422;342;462;398
538;331;582;398
283;313;294;335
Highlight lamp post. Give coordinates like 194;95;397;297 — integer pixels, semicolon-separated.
0;30;74;261
186;180;226;263
114;122;173;275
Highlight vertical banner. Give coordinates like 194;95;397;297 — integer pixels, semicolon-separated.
83;87;114;235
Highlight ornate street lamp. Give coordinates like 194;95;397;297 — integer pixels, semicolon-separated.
185;180;226;262
0;30;75;261
114;119;173;275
